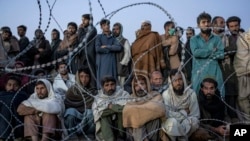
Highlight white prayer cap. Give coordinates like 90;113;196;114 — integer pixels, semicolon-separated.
142;20;151;25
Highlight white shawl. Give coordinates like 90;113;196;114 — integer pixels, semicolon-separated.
22;79;64;115
162;71;200;136
53;73;75;99
92;86;130;140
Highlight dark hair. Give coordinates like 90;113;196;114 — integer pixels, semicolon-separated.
56;61;67;70
52;28;60;38
100;19;110;26
35;80;46;87
226;16;241;27
82;14;93;21
176;26;184;35
169;69;180;78
34;69;46;76
17;25;27;31
113;22;122;28
200;77;218;88
133;75;147;84
187;26;195;35
1;26;12;36
78;67;91;78
164;21;174;29
7;76;21;86
34;28;43;36
197;12;212;24
212;16;224;25
239;28;245;33
101;75;116;87
67;22;78;29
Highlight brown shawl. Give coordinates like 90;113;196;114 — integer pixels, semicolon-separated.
58;33;78;51
131;30;166;76
64;84;96;113
123;73;166;128
123;92;166;128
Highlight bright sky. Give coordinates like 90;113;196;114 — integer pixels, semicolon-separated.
0;0;249;43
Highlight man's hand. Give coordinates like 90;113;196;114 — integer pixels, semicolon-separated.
36;110;43;117
101;45;107;48
184;108;190;114
108;103;113;109
215;125;229;136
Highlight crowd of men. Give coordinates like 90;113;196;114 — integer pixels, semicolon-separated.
0;11;250;141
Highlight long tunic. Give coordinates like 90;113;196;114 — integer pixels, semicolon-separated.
190;34;225;97
95;33;122;89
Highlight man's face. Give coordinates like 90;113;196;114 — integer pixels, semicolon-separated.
17;27;25;37
101;23;110;33
150;73;163;88
201;82;216;100
81;17;90;27
228;21;240;35
51;31;58;40
58;64;68;75
2;31;11;41
215;17;225;29
5;79;20;92
35;30;43;39
171;73;184;95
112;25;120;37
213;17;225;34
134;80;147;97
67;25;77;36
165;23;175;35
186;29;194;40
79;72;90;87
141;23;151;31
15;63;24;73
36;84;49;99
103;81;116;96
198;19;211;34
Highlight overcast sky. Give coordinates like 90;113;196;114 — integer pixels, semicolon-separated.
0;0;249;43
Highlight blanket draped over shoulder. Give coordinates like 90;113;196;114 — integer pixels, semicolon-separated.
123;92;166;128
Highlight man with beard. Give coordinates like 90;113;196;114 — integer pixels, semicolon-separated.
132;20;166;78
92;75;130;141
112;22;131;87
123;74;166;141
190;12;224;97
0;27;19;68
184;27;195;84
64;67;97;140
213;16;239;122
150;70;168;94
17;79;64;141
53;61;75;99
226;16;241;59
162;69;200;141
195;77;229;141
56;22;79;66
50;28;62;61
0;76;28;140
71;14;97;77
